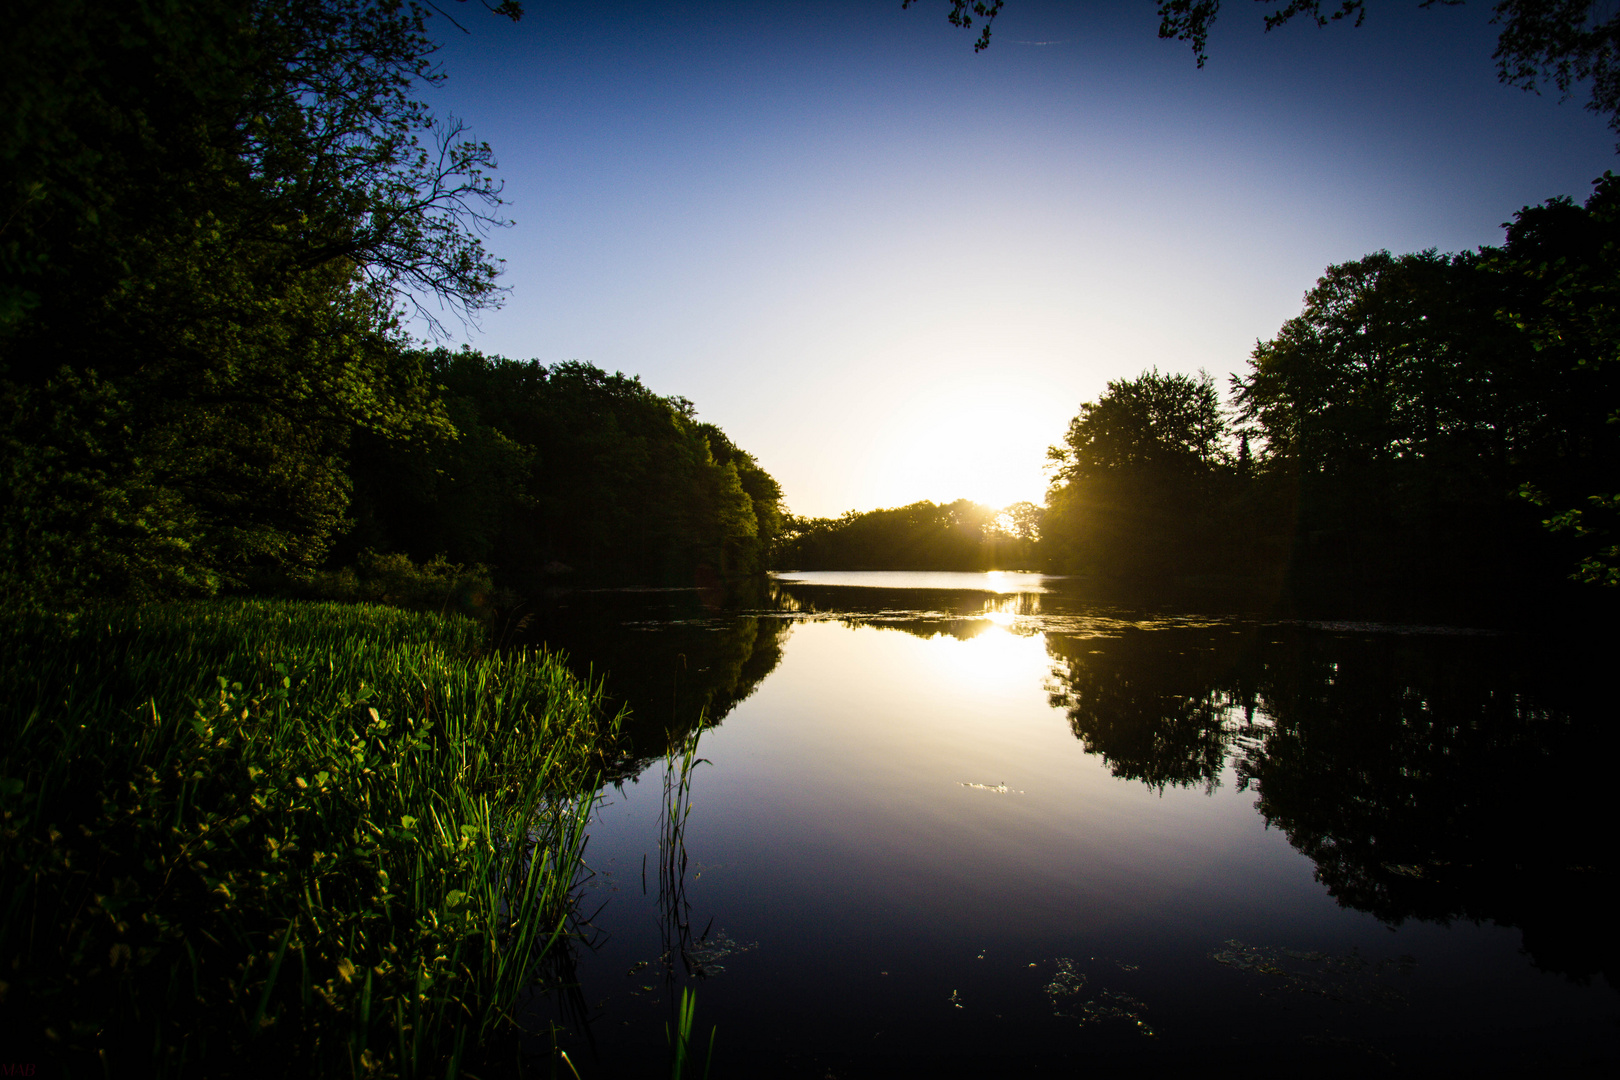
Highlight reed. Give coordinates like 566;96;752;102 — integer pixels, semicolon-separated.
655;727;717;1080
0;599;617;1077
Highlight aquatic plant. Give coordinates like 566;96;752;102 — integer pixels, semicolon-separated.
0;599;616;1076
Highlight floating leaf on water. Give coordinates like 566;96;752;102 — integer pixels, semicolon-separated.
1041;958;1153;1033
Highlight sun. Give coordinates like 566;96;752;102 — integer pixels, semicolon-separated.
860;379;1063;512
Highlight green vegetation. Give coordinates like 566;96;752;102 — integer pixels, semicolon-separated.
0;599;615;1075
344;351;783;588
1;0;503;603
1043;369;1238;583
1;3;780;604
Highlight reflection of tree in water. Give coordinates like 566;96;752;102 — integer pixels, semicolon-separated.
771;580;1046;642
1237;631;1617;986
1045;625;1618;986
1045;627;1254;792
517;586;791;775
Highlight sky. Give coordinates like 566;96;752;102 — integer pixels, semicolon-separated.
420;0;1614;518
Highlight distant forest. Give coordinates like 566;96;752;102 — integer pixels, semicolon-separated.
778;499;1041;572
784;176;1620;611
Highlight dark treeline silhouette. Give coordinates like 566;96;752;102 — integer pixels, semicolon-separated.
778;498;1042;570
0;3;779;602
341;349;782;589
1043;368;1244;584
1042;176;1620;612
1044;623;1618;986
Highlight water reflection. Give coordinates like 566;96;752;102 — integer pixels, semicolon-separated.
1046;629;1247;794
774;569;1055;594
771;575;1618;987
1046;624;1618;986
518;585;790;770
532;573;1616;1074
1230;632;1616;986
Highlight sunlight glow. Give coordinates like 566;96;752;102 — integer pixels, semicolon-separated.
856;375;1069;513
923;620;1043;699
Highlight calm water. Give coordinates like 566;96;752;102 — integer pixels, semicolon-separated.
515;572;1617;1076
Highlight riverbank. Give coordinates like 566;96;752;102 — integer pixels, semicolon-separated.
0;599;618;1076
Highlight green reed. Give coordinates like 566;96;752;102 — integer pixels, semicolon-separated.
0;599;617;1077
665;985;714;1080
655;725;717;1080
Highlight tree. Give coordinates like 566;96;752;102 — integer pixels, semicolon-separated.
1486;174;1620;583
1047;368;1227;486
923;1;1620;140
1;1;521;601
1042;369;1235;580
1231;214;1619;597
344;351;785;586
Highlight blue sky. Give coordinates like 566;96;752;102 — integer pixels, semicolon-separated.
422;1;1613;517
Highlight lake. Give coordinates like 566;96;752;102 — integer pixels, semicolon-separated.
517;571;1617;1076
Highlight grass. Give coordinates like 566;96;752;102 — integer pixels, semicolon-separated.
0;598;618;1077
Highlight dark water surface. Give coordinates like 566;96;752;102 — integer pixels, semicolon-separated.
516;572;1617;1077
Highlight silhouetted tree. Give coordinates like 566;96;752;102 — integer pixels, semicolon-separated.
1233;181;1620;598
925;2;1620;142
1042;369;1235;580
1488;174;1620;583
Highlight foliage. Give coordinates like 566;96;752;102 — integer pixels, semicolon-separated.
1164;2;1620;137
1486;173;1620;583
1;2;517;602
1235;178;1620;593
902;0;1005;51
301;550;503;617
345;351;785;586
1157;1;1620;136
928;2;1620;140
1042;370;1239;581
0;599;615;1076
775;498;1039;571
1047;368;1227;485
1041;621;1617;982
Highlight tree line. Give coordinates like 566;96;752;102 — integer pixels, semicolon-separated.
777;498;1042;571
343;349;782;589
1;2;780;604
786;176;1619;613
1042;175;1619;608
